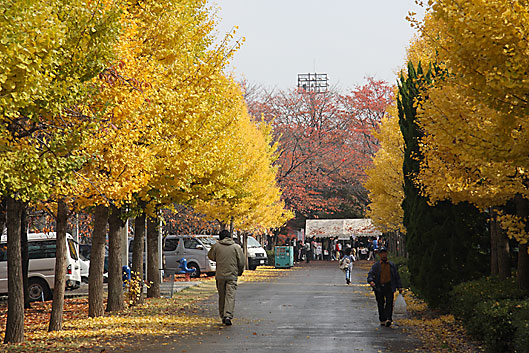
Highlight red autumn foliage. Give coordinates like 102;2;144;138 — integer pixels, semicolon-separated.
243;78;394;218
163;206;220;235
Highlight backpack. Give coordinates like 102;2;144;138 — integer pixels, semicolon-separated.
339;256;351;270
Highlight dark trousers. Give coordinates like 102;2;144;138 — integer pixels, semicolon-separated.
375;283;394;322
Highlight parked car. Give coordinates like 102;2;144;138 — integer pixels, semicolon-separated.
246;236;268;270
78;243;109;282
212;234;268;270
79;243;108;272
0;232;81;301
163;235;216;278
79;258;89;283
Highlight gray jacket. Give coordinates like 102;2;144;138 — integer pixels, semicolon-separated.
208;238;245;280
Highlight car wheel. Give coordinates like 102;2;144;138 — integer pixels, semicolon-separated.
28;278;52;301
249;264;257;270
188;262;200;278
82;276;89;284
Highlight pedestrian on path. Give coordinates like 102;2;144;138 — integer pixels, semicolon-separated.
335;241;342;261
303;241;311;263
367;247;403;327
208;230;245;326
339;247;354;284
293;238;299;263
367;239;375;261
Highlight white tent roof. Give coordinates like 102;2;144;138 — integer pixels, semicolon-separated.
305;219;381;239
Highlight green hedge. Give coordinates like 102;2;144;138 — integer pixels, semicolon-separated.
450;277;526;322
472;299;517;352
513;300;529;353
389;255;410;289
449;277;529;352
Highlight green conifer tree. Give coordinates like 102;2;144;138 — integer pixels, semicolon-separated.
398;62;489;308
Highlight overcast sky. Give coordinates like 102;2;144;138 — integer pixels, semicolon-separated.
213;0;425;91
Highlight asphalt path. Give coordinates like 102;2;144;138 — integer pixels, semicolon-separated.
138;261;419;353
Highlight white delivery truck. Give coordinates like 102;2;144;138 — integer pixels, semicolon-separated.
211;234;268;270
0;232;81;301
246;236;268;270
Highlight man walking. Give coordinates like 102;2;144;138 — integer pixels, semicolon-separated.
367;247;403;327
367;239;375;261
208;230;245;326
303;241;311;263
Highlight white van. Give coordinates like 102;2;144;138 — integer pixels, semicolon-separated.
246;236;268;270
163;235;217;278
0;232;81;301
211;234;268;270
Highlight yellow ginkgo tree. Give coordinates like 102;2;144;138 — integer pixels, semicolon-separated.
87;0;253;299
0;0;121;342
194;108;292;233
411;0;529;289
364;107;404;234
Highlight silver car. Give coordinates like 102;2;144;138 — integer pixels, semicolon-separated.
163;235;216;278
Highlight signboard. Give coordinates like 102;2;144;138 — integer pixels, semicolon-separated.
305;218;381;239
297;229;304;241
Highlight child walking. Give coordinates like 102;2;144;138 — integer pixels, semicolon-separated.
339;247;354;284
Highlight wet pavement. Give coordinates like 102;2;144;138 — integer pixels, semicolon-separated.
138;261;420;353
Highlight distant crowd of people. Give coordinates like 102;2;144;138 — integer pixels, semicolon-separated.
280;236;386;264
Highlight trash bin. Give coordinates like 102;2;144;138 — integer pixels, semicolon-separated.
274;246;294;268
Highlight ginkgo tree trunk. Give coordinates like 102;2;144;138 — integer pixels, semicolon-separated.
131;211;146;305
4;197;25;343
88;205;109;318
48;199;68;332
106;205;125;312
146;216;160;298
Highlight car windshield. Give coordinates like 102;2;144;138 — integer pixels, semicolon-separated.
247;237;261;248
199;237;216;247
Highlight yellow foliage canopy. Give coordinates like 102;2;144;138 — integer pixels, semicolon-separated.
364;104;404;233
411;0;529;244
194;101;292;232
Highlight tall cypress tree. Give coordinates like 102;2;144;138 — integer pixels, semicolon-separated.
398;62;488;308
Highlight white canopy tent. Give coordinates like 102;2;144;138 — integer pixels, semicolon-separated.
305;218;381;240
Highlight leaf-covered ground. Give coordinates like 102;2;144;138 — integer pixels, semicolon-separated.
399;292;485;352
0;266;292;352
